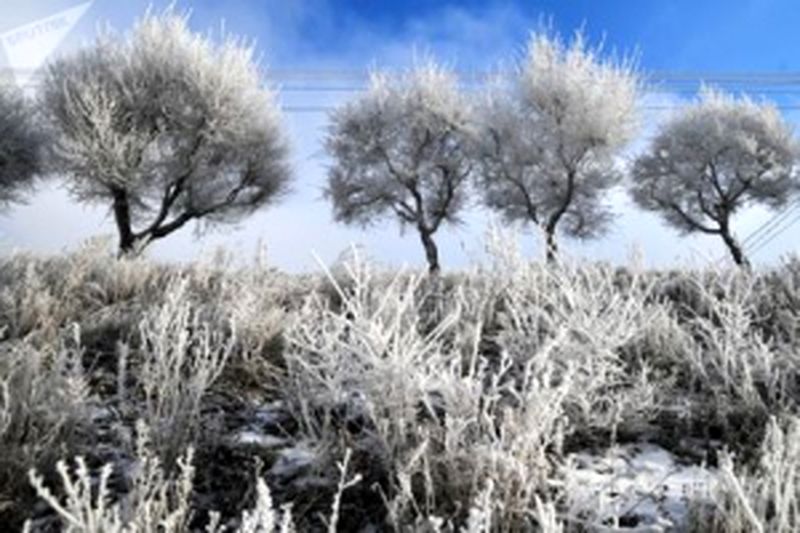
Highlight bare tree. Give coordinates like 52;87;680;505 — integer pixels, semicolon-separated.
474;31;640;262
631;88;797;268
324;62;473;274
39;10;291;255
0;85;42;206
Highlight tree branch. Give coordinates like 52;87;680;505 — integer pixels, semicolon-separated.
136;121;208;240
488;128;540;224
663;200;721;235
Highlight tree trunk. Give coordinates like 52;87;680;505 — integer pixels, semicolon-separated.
111;188;137;257
418;229;440;275
720;227;750;269
542;167;575;265
544;221;559;264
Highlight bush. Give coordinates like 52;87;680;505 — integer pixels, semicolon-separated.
3;236;800;530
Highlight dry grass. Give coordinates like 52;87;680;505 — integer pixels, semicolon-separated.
2;235;799;531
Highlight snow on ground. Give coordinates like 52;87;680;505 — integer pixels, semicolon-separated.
564;443;719;532
231;431;288;449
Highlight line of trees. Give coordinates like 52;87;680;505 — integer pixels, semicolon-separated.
325;32;800;271
1;10;798;270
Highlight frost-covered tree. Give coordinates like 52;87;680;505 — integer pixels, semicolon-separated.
40;11;291;255
324;63;473;273
0;85;42;206
474;31;640;262
631;89;798;268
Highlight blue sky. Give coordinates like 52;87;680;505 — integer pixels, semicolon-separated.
1;0;800;271
134;0;800;72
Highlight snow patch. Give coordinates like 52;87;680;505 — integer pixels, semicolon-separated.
269;444;317;480
565;443;719;531
232;431;287;449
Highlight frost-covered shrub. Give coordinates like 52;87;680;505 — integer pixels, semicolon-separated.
282;256;557;528
0;238;167;343
751;256;800;348
488;248;663;444
645;269;800;451
5;235;800;530
28;427;363;533
120;278;235;463
0;327;91;529
280;238;664;529
27;421;197;533
694;416;800;533
682;273;791;410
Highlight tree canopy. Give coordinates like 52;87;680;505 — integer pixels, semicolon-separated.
325;62;473;273
40;10;291;255
474;30;640;261
631;88;798;267
0;85;42;207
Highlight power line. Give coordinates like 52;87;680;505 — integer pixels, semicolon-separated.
6;67;800;80
12;80;800;96
748;204;800;257
281;105;800;114
741;203;799;249
711;199;800;266
276;86;800;95
8;67;800;88
9;76;800;113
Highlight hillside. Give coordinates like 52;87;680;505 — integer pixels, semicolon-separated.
1;238;799;531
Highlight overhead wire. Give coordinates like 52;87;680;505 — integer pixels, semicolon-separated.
4;66;800;100
741;203;798;249
746;204;800;257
